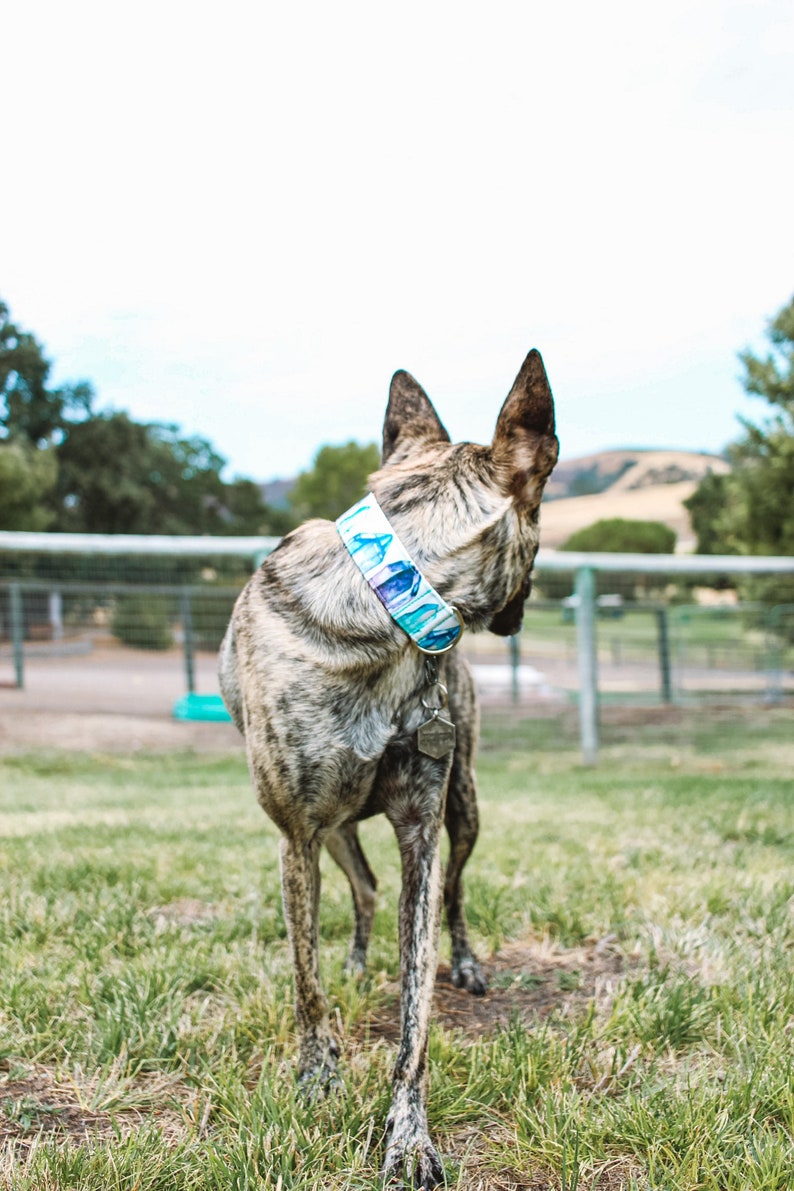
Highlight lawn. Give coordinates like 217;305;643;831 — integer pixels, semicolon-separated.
0;715;792;1189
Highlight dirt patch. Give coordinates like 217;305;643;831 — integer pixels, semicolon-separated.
0;1062;197;1158
0;1073;113;1146
452;1134;646;1191
0;708;240;755
358;935;627;1045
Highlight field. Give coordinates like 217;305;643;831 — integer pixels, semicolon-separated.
1;713;793;1190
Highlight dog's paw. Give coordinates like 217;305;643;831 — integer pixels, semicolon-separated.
297;1038;342;1102
343;949;368;980
381;1132;445;1189
451;956;487;997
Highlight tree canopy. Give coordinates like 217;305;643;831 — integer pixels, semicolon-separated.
52;414;230;535
0;440;57;531
685;292;794;559
1;300;94;446
289;440;380;522
0;297;285;536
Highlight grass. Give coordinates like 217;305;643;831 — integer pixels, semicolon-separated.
0;713;792;1189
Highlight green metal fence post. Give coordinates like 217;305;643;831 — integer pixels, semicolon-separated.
575;567;599;765
10;583;24;689
765;605;783;705
509;633;520;704
656;606;672;704
180;589;196;695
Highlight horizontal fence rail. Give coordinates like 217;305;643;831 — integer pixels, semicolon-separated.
0;531;281;558
3;531;793;572
2;532;793;763
537;549;794;574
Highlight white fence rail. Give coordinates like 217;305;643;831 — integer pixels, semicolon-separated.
2;533;793;763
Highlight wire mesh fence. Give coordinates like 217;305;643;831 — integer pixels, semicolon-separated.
1;535;793;759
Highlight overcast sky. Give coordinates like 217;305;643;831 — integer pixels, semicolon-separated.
4;0;793;482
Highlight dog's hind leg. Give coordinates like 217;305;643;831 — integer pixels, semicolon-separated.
279;834;340;1096
444;741;487;996
325;823;377;978
444;659;487;996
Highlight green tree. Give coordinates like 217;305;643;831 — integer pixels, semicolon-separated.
682;473;731;557
561;518;676;553
0;294;293;540
0;440;58;530
685;293;794;559
289;440;379;522
1;300;94;445
554;517;676;602
221;478;295;536
50;413;230;534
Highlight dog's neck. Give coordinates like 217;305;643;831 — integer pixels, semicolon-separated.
336;493;463;655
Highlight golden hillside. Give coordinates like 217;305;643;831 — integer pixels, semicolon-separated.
540;450;729;552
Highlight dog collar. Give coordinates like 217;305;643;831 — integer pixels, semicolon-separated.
336;493;464;654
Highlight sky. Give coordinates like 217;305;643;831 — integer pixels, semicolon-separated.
4;0;794;482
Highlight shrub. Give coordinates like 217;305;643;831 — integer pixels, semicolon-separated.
189;591;238;650
111;594;173;650
561;518;676;554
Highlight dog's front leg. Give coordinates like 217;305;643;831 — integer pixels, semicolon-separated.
279;834;340;1096
382;762;450;1189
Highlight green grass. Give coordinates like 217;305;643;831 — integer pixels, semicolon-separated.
0;717;793;1189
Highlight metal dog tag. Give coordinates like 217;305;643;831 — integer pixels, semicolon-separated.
417;710;456;759
417;661;456;758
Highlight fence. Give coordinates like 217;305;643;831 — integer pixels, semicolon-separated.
1;531;793;763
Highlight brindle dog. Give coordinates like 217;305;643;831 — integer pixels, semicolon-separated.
219;350;558;1188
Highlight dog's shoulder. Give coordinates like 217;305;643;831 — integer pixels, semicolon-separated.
232;517;400;669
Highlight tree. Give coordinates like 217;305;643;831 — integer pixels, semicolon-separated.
554;517;676;601
0;294;298;539
220;478;295;537
289;440;380;522
0;440;57;530
1;300;94;445
50;413;231;535
561;518;676;553
685;293;794;559
682;473;730;557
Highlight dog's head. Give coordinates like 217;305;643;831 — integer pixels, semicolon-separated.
370;350;559;638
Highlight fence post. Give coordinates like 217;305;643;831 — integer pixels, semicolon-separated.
509;633;520;704
656;606;672;704
180;589;196;695
10;583;24;689
49;590;64;642
765;605;783;705
575;567;598;765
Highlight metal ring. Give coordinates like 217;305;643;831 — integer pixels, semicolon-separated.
414;607;465;655
421;681;449;711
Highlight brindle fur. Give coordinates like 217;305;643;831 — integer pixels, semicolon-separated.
219;350;558;1188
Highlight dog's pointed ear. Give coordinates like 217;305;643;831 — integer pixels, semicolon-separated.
492;349;559;503
382;370;451;463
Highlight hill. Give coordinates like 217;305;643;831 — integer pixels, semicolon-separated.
540;449;729;552
260;448;729;554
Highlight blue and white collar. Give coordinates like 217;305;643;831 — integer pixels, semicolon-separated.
336;493;464;655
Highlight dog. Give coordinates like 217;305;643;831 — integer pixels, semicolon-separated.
218;350;558;1187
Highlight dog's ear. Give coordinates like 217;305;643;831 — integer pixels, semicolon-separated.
382;370;451;463
492;349;559;504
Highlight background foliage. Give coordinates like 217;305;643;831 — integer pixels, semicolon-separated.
685;292;794;561
561;518;676;554
0;298;375;538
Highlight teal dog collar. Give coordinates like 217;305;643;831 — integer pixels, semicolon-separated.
336;493;464;654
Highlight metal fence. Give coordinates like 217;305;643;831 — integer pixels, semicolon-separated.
1;532;793;762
